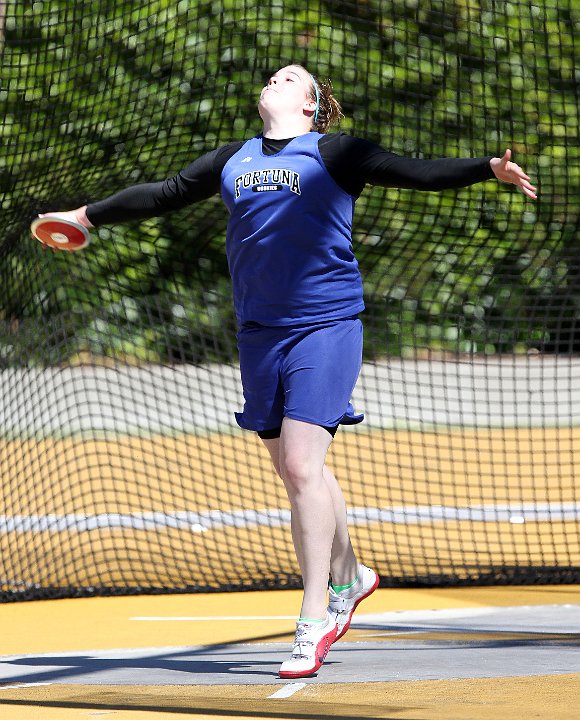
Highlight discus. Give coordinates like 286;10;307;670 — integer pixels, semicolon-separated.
30;216;91;251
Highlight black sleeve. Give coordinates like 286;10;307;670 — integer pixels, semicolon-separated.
319;133;495;198
86;141;244;226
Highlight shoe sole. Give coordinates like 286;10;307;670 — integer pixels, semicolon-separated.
333;571;380;642
278;625;337;679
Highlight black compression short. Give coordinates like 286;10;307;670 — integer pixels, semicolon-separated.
257;424;339;440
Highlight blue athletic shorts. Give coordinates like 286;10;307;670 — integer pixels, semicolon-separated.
235;316;364;433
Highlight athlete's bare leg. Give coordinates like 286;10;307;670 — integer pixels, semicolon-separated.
261;418;357;619
322;463;358;586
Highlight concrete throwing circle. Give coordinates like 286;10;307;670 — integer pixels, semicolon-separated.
0;605;578;686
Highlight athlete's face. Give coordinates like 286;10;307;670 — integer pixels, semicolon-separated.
258;65;316;122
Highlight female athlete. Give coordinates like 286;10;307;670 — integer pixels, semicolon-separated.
38;64;537;679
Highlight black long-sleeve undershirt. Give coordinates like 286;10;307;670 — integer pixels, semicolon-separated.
86;132;495;226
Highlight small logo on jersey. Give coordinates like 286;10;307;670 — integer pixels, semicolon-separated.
241;156;252;162
234;169;301;199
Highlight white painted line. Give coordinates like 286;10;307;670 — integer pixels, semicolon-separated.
130;615;295;621
269;682;306;699
2;501;578;533
0;683;53;690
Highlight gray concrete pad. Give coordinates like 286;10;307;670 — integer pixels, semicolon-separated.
0;604;578;686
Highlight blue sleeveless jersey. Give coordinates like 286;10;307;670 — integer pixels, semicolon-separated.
220;132;364;326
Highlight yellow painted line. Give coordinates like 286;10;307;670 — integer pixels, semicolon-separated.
1;585;578;656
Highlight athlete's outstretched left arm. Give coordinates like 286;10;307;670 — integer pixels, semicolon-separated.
489;149;537;199
322;134;537;199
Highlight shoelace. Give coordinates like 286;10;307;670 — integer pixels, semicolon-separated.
290;624;315;660
329;588;358;612
330;596;348;612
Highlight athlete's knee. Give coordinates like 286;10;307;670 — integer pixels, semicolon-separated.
278;419;333;494
279;454;318;495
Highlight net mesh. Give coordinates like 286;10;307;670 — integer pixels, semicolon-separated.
1;0;579;601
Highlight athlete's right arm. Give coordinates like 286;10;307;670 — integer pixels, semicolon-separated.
39;142;243;228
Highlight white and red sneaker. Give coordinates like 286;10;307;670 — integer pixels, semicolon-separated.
278;611;337;679
328;563;379;641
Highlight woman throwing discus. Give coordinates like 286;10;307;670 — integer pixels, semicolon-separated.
40;64;537;679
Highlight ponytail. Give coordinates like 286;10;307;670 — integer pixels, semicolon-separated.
308;74;344;133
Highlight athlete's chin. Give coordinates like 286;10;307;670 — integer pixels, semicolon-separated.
258;99;275;121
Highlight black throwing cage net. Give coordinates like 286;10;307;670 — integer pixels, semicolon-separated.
1;1;579;600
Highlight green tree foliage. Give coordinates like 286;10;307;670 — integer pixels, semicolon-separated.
1;0;579;365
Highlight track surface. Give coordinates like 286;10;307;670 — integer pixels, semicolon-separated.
1;586;578;719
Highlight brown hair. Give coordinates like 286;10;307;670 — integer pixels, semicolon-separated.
305;71;344;133
311;78;344;133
